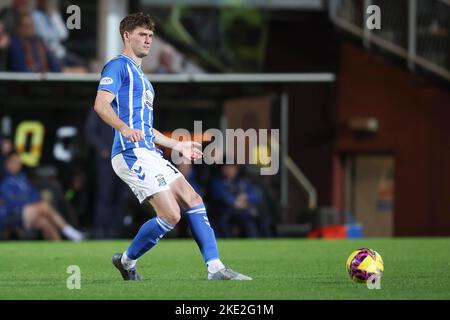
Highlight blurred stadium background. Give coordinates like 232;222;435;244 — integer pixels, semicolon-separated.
0;0;449;243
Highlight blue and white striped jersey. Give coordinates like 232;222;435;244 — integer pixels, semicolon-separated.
98;53;160;158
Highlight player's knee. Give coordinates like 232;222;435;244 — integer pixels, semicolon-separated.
37;206;50;218
164;211;180;226
31;216;46;229
167;214;180;226
37;201;50;213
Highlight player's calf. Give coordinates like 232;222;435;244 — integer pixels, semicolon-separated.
181;192;203;211
170;177;203;210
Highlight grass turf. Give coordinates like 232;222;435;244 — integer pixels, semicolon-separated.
0;238;449;300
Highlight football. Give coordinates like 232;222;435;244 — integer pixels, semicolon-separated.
346;248;384;283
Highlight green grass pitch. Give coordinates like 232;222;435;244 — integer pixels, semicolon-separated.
0;238;449;300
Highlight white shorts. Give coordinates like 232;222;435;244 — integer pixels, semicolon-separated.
111;148;183;203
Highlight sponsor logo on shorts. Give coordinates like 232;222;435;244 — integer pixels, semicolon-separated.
155;174;166;187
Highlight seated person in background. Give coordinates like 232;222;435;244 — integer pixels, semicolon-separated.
32;0;67;62
0;136;13;179
0;150;84;241
0;20;10;71
141;37;205;74
8;13;61;72
153;44;176;74
210;163;263;238
0;0;31;34
32;0;86;71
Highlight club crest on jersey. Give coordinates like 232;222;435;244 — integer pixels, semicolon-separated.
144;89;154;108
155;174;166;187
100;77;113;85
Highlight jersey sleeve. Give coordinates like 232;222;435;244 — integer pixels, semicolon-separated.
97;59;125;97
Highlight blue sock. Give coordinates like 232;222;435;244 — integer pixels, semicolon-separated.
126;217;174;260
184;204;219;263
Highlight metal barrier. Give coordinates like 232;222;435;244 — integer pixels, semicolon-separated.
329;0;450;81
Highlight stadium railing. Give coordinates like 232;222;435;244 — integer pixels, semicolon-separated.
329;0;450;82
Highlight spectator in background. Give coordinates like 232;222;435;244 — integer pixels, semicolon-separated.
0;150;84;241
85;109;128;239
210;163;263;238
1;136;13;155
246;172;275;238
177;162;204;197
153;44;176;74
141;36;205;74
0;20;10;71
0;137;13;179
0;0;31;34
32;0;86;71
32;0;67;61
9;13;61;72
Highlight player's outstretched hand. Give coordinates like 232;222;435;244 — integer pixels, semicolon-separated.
175;141;203;161
121;127;145;142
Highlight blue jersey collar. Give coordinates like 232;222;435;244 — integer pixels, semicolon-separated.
119;53;142;68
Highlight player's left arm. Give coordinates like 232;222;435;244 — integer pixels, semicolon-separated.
153;128;202;161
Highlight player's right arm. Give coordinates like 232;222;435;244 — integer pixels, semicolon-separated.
94;59;143;142
93;90;144;143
